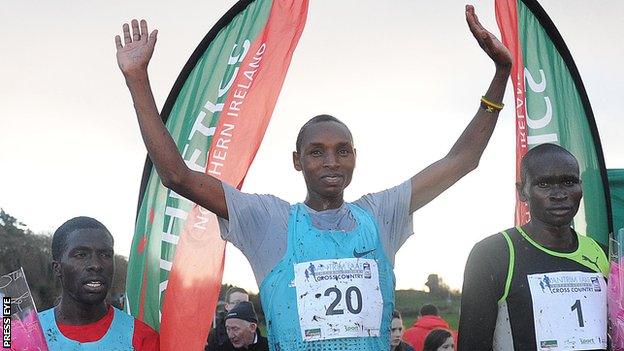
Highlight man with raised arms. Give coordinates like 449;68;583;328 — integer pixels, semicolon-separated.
115;5;511;350
458;144;608;351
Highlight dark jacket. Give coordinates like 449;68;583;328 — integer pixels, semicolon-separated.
235;333;268;351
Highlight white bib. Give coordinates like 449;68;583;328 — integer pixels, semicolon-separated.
527;271;607;350
293;258;383;341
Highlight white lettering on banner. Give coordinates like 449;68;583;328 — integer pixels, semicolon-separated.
207;43;267;175
524;67;559;146
155;39;270;320
156;38;254;320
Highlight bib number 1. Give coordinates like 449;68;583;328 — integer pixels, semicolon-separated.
571;299;584;328
527;271;606;350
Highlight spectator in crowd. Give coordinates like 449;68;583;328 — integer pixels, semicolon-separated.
423;329;454;351
207;287;250;350
404;304;455;351
225;301;268;351
390;310;414;351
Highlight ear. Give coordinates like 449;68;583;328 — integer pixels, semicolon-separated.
293;151;302;171
516;181;528;202
52;260;62;278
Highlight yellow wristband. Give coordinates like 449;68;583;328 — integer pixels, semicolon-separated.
480;96;504;113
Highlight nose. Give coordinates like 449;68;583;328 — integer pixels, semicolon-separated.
323;152;339;168
549;185;569;201
86;255;104;272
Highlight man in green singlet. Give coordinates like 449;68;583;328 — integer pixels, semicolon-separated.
458;143;608;351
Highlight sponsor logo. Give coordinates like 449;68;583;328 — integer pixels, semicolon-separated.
540;340;558;348
537;273;599;294
591;277;602;292
353;248;375;258
305;260;374;282
580;337;595;345
582;255;601;272
305;328;322;338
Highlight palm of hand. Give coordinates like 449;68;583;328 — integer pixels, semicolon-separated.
117;42;153;74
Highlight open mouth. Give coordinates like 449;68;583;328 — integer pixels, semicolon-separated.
83;280;106;293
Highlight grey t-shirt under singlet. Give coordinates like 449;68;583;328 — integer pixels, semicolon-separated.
217;180;414;284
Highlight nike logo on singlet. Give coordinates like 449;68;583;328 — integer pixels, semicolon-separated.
582;255;601;271
353;248;376;258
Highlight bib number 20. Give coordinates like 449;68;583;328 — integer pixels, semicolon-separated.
325;286;363;315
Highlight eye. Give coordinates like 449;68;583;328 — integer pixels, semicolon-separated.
100;252;113;259
310;149;322;156
537;181;549;188
563;179;578;186
338;149;350;156
74;251;87;258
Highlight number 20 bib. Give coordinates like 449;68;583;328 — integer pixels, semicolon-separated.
527;271;607;350
294;258;383;341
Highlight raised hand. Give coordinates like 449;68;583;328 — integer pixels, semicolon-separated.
466;5;512;69
115;19;158;77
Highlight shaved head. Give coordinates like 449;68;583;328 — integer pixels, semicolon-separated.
520;143;579;186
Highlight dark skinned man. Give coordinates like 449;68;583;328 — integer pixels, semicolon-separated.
115;5;512;350
38;217;159;350
458;144;609;351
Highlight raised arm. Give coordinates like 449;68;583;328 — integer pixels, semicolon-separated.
115;19;228;219
409;5;512;213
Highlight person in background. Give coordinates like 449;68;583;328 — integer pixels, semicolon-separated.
391;310;414;351
207;287;250;350
225;301;268;351
423;329;454;351
403;304;455;351
38;216;159;350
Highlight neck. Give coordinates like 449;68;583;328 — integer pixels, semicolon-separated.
55;293;108;325
522;220;576;251
304;192;344;211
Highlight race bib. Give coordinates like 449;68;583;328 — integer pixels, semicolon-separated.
294;258;383;341
527;271;607;350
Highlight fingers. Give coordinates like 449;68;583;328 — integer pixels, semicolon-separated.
465;5;482;35
119;19;152;47
140;19;149;42
132;19;140;42
148;29;158;45
123;23;131;45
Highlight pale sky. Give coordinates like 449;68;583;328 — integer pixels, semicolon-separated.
1;1;622;293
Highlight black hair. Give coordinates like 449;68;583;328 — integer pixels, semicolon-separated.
420;304;439;317
225;286;248;303
423;329;452;351
295;114;352;153
52;216;112;260
520;143;578;185
392;309;402;320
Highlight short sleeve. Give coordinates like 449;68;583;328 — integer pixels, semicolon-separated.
353;179;413;261
217;182;291;282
